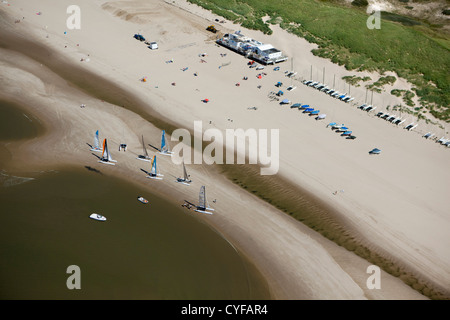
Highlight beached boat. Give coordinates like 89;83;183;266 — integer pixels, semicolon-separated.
90;213;107;221
182;186;214;214
137;196;149;204
90;130;102;152
146;155;163;180
327;122;337;128
336;126;349;133
175;161;192;186
315;114;326;120
159;130;173;156
136;134;152;162
98;139;116;165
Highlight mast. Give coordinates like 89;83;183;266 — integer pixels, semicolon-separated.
142;135;148;157
183;161;189;180
198;186;206;210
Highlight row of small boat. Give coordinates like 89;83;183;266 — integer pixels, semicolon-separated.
429;135;450;147
289;103;327;119
302;80;354;103
326;122;356;139
358;104;422;132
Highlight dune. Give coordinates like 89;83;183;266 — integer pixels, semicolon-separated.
1;0;448;299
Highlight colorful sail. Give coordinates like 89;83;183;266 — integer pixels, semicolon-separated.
101;139;113;161
101;139;107;159
150;156;157;176
160;130;168;153
94;130;100;149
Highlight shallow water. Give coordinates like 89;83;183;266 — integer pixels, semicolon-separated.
0;99;44;142
0;99;270;300
0;168;270;299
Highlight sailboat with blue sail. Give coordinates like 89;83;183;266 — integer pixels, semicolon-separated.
146;155;163;180
159;130;173;156
90;130;102;152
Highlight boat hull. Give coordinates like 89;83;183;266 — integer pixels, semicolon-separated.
98;160;115;166
90;213;107;221
194;209;214;215
176;180;191;186
137;197;149;204
147;175;163;180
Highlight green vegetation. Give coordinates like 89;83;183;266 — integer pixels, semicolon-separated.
366;75;397;90
342;75;371;86
391;89;416;107
188;0;450;122
351;0;368;7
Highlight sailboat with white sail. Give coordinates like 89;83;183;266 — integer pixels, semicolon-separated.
136;135;152;162
90;130;102;152
183;185;214;214
159;130;173;156
175;161;192;186
98;138;117;165
146;155;163;180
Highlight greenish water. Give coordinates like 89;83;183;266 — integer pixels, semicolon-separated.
0;100;44;141
0;168;270;299
0;100;270;300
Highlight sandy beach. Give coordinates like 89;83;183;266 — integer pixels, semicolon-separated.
1;0;449;299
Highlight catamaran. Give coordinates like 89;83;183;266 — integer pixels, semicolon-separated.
183;185;214;214
98;139;117;165
90;130;102;152
146;155;163;180
159;130;173;156
175;161;192;186
136;135;152;162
